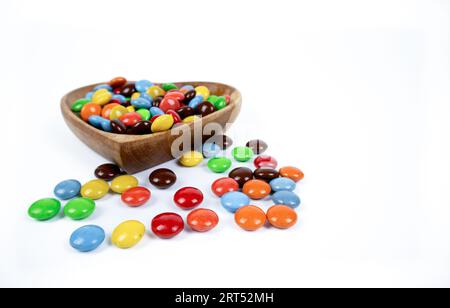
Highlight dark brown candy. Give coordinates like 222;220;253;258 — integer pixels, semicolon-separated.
229;167;254;188
203;134;233;150
119;83;136;97
246;139;268;154
111;119;127;134
197;102;216;117
183;89;196;104
149;168;177;189
176;106;195;119
95;163;126;181
153;96;164;107
128;121;152;135
254;167;279;183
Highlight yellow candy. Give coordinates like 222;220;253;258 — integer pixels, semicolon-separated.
151;114;174;133
182;115;200;124
127;106;135;113
112;220;146;249
179;151;204;167
80;179;109;200
195;86;210;100
111;175;139;194
92;89;112;106
146;86;166;99
109;105;128;120
131;92;141;100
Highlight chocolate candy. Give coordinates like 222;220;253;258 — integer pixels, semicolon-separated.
111;175;139;194
203;143;222;158
151;213;184;239
187;209;219;232
279;166;304;182
149;168;177;189
183;89;196;104
120;112;142;127
229;167;254;188
111;119;127;134
270;177;296;192
80;179;110;200
81;103;101;122
208;157;232;173
254;155;278;169
54;179;81;200
246;139;268;154
176;106;195;119
232;147;254;162
118;83;136;97
135;80;153;93
174;187;204;210
28;198;61;221
64;198;96;220
95;163;125;181
112;220;146;249
242;180;271;200
128;121;152;135
109;77;127;89
221;192;250;213
152;96;164;107
267;205;298;229
197;102;216;117
203;134;233;150
151;114;174;133
254;167;279;183
70;225;105;253
272;191;301;209
71;98;90;112
179;151;204;167
159;97;181;113
121;187;151;207
235;205;267;231
211;177;240;197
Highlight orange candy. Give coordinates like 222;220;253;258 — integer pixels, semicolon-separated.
235;205;267;231
279;166;304;182
101;103;121;119
187;209;219;232
80;103;102;122
109;76;127;89
266;205;298;229
242;180;271;200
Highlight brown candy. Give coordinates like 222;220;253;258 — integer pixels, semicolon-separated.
149;168;177;189
119;83;136;97
229;167;254;188
203;134;233;150
197;102;216;117
111;119;127;134
183;90;196;104
128;121;152;135
246;139;268;155
153;96;164;107
109;77;127;89
176;106;195;119
95;163;126;181
254;167;279;183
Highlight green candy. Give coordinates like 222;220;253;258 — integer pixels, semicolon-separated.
71;98;90;112
64;198;95;220
162;83;178;92
208;157;232;173
232;147;254;162
28;198;61;221
213;97;227;110
207;95;219;104
137;109;151;121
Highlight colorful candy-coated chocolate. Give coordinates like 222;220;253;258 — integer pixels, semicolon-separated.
159;97;181;113
279;166;304;182
267;205;298;229
118;84;136;97
70;225;105;253
151;114;174;133
131;92;141;100
182;115;200;124
212;97;227;110
94;84;113;92
149;168;177;189
228;167;254;188
88;115;106;129
92;89;112;106
101;103;121;119
85;92;94;100
109;77;128;89
242;180;271;200
246;140;268;155
71;98;90;112
152;96;164;107
150;115;161;123
54;179;81;200
235;205;267;231
254;155;278;169
179;151;204;167
151;213;184;239
147;85;166;99
272;191;301;209
80;179;110;200
187;209;219;232
197;101;216;117
221;192;250;213
101;119;112;132
109;105;128;120
121;187;151;207
127;106;136;113
131;97;152;109
195;86;210;100
162;83;178;92
166;110;182;124
136;109;151;121
188;95;204;109
208;157;232;173
165;91;185;102
112;220;146;249
64;198;96;220
183;89;196;104
203;142;222;158
111;175;139;194
211;177;240;197
112;94;127;104
204;134;233;150
270;177;296;192
81;103;102;122
150;107;165;116
95;163;125;181
120;112;142;127
128;120;152;135
174;187;204;210
254;167;280;183
176;106;195;119
232;147;254;162
111;119;127;134
28;198;61;221
135;80;153;93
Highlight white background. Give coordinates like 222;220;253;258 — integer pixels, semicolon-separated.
1;0;449;288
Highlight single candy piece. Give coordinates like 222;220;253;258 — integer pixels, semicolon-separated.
88;115;106;129
188;96;204;109
121;187;151;207
111;175;139;194
267;205;298;229
232;147;254;162
149;168;177;189
64;198;96;220
212;96;227;110
131;97;152;109
162;83;178;91
95;163;124;181
136;109;151;121
159;97;181;113
254;167;280;183
211;177;240;197
254;155;278;169
182;115;200;123
152;96;164;107
147;85;166;98
246;139;268;154
118;83;137;97
165;91;185;102
54;179;81;200
71;98;90;112
28;198;61;221
176;106;195;119
279;166;305;182
70;225;105;253
101;103;121;119
111;119;127;134
270;177;296;192
195;86;210;100
242;180;271;200
135;80;153;92
235;205;267;231
187;209;219;232
203;142;222;158
94;84;113;92
179;151;204;167
221;192;250;213
128;120;152;135
197;101;216;117
112;220;146;249
120;112;142;127
166;110;182;124
272;191;301;209
109;105;128;120
112;94;127;104
150;106;165;116
151;114;174;133
109;77;128;89
92;89;112;106
80;103;102;122
203;134;233;150
80;179;109;200
183;89;196;104
101;119;112;132
229;167;254;188
174;187;204;210
208;157;232;173
151;213;184;239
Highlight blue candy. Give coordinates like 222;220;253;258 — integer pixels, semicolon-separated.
88;115;105;129
139;92;153;103
70;225;105;253
181;85;194;91
188;95;204;109
150;107;164;116
221;192;250;213
272;191;301;208
101;119;112;132
131;97;152;109
203;143;222;158
270;178;296;192
135;80;153;93
94;84;113;92
112;94;127;104
85;91;94;100
54;179;81;200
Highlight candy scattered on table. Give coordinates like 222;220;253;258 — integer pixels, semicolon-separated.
211;177;240;197
28;198;61;221
221;191;251;213
174;187;204;210
112;220;146;249
111;175;139;194
232;146;254;162
64;198;96;220
70;225;105;252
81;179;110;200
121;187;151;207
208;157;232;173
149;168;177;189
270;177;296;192
272;191;301;209
229;167;254;188
242;179;271;200
187;209;219;232
151;213;184;239
54;179;81;200
235;205;267;231
266;205;298;229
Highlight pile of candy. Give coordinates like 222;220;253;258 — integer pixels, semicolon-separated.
28;137;304;252
71;77;230;135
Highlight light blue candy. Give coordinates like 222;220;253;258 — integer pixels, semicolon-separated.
112;94;126;104
85;92;94;100
203;143;222;158
221;192;250;213
270;178;296;192
181;85;194;91
139;92;153;103
88;115;105;129
131;97;152;109
94;84;113;92
135;80;153;93
70;225;105;253
101;119;112;132
188;95;204;109
54;179;81;200
150;107;164;116
272;191;301;208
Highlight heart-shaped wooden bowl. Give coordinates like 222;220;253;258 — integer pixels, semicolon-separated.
61;82;242;174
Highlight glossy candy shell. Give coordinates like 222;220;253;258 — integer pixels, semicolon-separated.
151;213;184;239
28;198;61;221
187;209;219;232
70;225;105;253
174;187;204;210
121;187;151;207
112;220;146;249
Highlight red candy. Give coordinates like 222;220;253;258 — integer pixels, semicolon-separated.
159;97;181;113
109;77;127;89
120;112;142;127
121;187;151;207
164;91;185;102
187;209;219;232
211;177;240;197
174;187;204;210
254;155;278;169
166;110;182;124
151;213;184;239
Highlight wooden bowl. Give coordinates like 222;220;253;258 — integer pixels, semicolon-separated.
61;82;242;174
